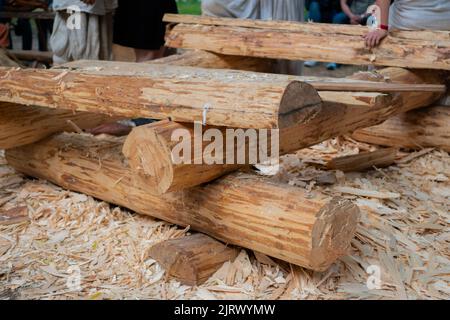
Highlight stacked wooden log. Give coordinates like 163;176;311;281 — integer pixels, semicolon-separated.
0;15;448;284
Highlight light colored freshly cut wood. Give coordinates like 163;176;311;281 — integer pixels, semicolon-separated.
0;60;321;129
6;133;360;271
122;120;243;194
327;148;398;172
164;14;450;70
123;68;444;194
148;233;239;286
0;102;117;149
352;106;450;152
149;50;275;73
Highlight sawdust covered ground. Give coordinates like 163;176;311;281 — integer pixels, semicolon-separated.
0;136;448;300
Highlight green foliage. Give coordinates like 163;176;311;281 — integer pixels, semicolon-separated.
176;0;202;15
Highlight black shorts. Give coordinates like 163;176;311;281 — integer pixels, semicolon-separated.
113;0;178;50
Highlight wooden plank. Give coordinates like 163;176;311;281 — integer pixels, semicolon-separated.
326;148;398;172
148;234;239;286
6;133;360;271
164;14;450;70
352;105;450;152
0;11;55;20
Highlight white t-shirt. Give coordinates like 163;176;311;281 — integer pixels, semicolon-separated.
201;0;304;21
53;0;118;15
390;0;450;30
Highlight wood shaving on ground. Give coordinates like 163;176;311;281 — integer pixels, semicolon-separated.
0;137;448;300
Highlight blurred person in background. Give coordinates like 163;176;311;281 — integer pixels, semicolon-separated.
113;0;178;62
50;0;117;64
304;0;342;68
323;0;374;70
201;0;305;75
365;0;450;48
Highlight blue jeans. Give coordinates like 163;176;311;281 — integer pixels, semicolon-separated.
332;12;350;24
307;1;322;22
307;1;340;23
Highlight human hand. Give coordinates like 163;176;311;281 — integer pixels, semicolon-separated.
364;28;388;48
350;14;361;25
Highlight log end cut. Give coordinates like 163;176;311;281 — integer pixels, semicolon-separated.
278;81;323;129
122;120;175;192
309;197;360;271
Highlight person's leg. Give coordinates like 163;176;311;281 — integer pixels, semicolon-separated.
16;19;33;50
332;12;350;25
307;1;321;22
36;19;48;51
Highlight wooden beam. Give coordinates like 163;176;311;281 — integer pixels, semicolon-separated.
326;148;398;172
164;14;450;71
7;50;53;64
0;102;117;149
0;60;323;129
123;68;443;194
352;105;450;152
0;11;55;20
149;50;275;73
6;133;360;271
148;234;239;286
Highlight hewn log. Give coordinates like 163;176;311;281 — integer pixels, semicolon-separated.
1;59;444;129
148;233;239;286
149;50;275;73
326;148;398;172
123;68;443;194
0;60;323;129
0;102;116;149
352;106;450;152
6;133;360;271
164;14;450;70
122;120;241;194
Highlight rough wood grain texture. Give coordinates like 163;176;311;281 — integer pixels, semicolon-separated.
164;14;450;70
149;50;275;73
326;148;398;172
122;120;244;194
148;233;239;286
0;102;117;149
280;67;444;153
352;106;450;152
6;133;360;271
0;60;323;129
123;68;444;194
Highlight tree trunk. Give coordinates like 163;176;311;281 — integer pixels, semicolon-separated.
352;105;450;152
0;102;117;149
164;14;450;70
123;68;443;194
6;133;360;271
148;233;239;286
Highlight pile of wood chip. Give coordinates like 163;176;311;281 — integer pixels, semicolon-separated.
0;137;448;300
